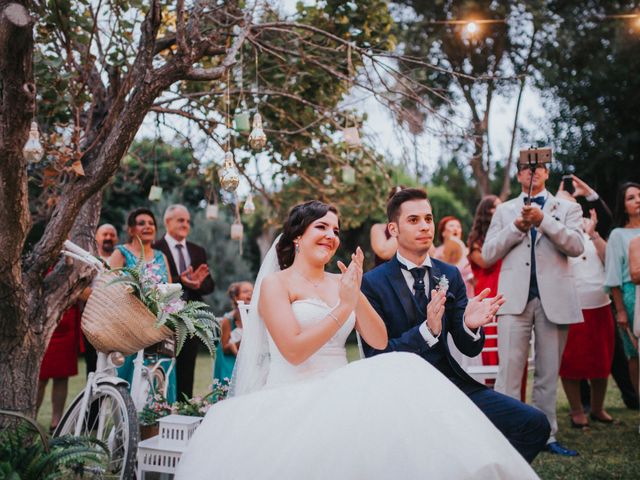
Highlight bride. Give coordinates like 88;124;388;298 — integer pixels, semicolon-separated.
175;201;538;479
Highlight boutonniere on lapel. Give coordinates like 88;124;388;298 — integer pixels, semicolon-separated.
435;275;449;293
549;201;561;221
434;275;456;306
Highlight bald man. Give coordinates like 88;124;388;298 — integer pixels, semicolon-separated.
96;223;118;259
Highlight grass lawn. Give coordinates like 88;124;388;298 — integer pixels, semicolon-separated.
38;348;639;479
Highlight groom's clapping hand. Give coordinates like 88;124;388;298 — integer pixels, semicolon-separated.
425;289;446;336
463;288;505;330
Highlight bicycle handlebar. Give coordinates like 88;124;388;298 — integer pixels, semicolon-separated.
62;240;106;272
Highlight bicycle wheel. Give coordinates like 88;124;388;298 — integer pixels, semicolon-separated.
55;382;139;479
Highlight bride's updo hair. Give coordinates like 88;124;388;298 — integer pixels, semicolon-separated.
276;200;339;269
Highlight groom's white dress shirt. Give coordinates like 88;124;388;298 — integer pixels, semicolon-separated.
396;252;480;347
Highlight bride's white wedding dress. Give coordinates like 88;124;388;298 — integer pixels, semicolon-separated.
175;299;538;480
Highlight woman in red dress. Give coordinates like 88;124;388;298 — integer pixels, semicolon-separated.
37;303;81;432
559;197;615;427
467;196;502;365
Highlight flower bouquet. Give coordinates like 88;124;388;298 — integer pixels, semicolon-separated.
80;247;220;356
107;257;220;356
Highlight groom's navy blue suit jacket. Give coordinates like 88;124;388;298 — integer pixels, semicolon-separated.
362;256;485;394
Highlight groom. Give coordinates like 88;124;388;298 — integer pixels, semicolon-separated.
361;188;550;463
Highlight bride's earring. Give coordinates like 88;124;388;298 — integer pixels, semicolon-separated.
294;241;300;254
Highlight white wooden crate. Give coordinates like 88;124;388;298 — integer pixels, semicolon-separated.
137;436;184;478
136;414;203;478
158;414;202;448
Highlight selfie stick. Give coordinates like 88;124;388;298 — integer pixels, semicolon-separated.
520;147;552;205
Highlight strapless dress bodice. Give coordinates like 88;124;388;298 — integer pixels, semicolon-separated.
265;298;356;388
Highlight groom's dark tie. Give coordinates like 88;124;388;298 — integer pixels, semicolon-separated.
402;265;429;315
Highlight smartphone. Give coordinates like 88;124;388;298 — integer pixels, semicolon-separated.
519;147;552;165
562;175;575;194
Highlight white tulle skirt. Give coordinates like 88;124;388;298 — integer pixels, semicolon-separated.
175;352;538;480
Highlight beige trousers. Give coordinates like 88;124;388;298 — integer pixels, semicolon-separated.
495;298;568;443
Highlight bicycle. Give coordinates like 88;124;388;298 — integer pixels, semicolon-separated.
54;350;138;479
54;241;177;479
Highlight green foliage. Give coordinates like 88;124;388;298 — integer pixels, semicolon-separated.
179;207;257;315
427;185;472;238
532;0;640;207
101;140;207;229
429;156;479;213
139;381;229;426
0;423;109;480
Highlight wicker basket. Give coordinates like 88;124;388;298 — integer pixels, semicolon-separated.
82;273;172;355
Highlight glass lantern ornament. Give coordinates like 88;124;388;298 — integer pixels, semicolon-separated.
341;165;356;185
234;111;251;132
343;126;361;148
205;203;219;220
243;193;256;215
219;151;240;193
248;112;267;150
230;221;244;241
23;121;45;163
148;185;163;201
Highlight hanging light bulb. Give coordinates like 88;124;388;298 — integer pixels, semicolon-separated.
219;151;240;192
465;21;479;35
248;112;267;150
23;121;44;163
243;193;256;215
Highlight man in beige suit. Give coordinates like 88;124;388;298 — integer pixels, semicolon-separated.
483;162;584;456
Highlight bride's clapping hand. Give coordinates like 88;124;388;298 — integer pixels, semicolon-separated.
337;247;364;309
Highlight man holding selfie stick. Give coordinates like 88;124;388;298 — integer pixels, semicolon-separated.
482;148;585;456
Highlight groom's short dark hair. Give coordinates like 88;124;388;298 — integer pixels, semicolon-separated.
387;188;429;223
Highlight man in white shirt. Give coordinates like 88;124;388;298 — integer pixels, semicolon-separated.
154;204;215;400
362;187;550;463
483;163;584;456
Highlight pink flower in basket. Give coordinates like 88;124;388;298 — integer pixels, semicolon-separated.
162;298;186;315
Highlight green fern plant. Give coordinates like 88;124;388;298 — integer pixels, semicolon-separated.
107;246;220;355
0;422;109;480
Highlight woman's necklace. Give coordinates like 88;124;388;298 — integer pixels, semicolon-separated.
294;270;325;288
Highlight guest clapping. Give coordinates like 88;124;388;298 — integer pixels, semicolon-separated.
214;281;253;385
604;182;640;396
557;191;615;427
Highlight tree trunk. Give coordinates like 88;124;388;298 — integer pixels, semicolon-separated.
0;326;48;419
470;121;490;196
0;1;38;420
